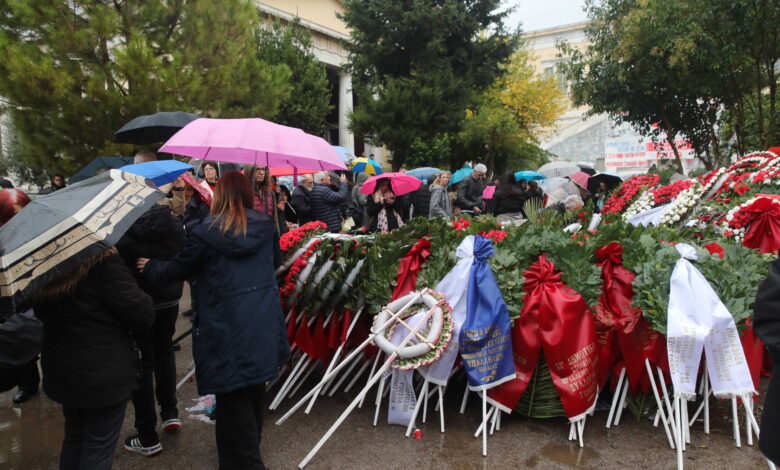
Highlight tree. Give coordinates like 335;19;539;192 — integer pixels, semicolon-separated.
339;0;517;170
256;20;333;135
562;0;780;171
460;46;565;175
0;0;292;181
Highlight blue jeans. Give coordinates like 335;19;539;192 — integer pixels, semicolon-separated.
60;401;127;470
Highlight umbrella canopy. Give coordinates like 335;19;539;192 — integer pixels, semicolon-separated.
69;156;134;185
407;167;441;181
350;157;383;175
0;170;165;305
514;170;546;182
587;172;623;193
179;172;211;205
360;172;421;197
332;146;355;164
114;111;200;145
568;171;591;190
541;177;581;207
538;161;580;178
159;118;346;172
450;166;473;185
120;160;193;187
576;163;597;176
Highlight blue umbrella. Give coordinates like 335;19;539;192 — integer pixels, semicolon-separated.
449;166;473;185
120;160;193;187
514;170;546;182
407;167;441;181
69;156;135;184
332;146;355;164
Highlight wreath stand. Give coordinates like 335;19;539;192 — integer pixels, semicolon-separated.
275;290;452;468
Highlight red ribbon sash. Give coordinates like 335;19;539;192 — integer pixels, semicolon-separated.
488;254;598;419
595;242;661;393
392;238;432;300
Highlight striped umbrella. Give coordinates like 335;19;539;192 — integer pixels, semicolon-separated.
0;170;165;305
349;157;383;175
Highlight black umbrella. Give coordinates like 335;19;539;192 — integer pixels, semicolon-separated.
113;111;200;145
587;172;623;194
0;170;164;305
577;164;597;176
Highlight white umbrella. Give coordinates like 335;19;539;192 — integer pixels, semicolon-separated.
541;177;582;207
538;161;580;178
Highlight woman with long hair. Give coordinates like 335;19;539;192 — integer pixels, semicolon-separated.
137;171;289;469
18;185;155;469
428;171;453;218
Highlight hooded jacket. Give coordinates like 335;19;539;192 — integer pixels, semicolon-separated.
143;209;290;395
429;184;453;218
32;249;155;409
411;177;434;218
116;204;184;308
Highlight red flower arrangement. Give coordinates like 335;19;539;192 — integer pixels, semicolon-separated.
478;230;508;243
601;174;660;214
651;179;694;205
452;217;471;231
280;239;323;300
279;221;327;252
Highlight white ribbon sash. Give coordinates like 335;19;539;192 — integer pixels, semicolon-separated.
417;236;475;385
667;244;755;400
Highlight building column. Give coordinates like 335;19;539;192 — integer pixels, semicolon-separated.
338;71;355;153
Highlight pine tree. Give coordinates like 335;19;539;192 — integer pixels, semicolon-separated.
0;0;292;181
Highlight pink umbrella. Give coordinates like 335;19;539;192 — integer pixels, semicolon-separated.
568;171;591;190
159;118;347;172
483;185;496;199
360;172;421;196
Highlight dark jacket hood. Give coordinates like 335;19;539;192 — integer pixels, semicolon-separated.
195;209;272;258
33;248;118;300
127;204;179;241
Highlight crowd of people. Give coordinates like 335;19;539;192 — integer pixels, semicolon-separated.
0;154;560;470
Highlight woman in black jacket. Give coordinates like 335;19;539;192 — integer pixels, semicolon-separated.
33;249;155;470
138;171;289;470
491;172;527;217
366;179;405;233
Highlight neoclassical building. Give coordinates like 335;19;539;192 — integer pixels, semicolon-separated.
257;1;385;161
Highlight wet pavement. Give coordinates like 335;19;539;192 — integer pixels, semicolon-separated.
0;295;770;469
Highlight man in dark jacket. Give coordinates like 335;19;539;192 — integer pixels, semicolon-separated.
309;171;349;232
117;204;185;455
753;258;780;466
457;163;487;213
292;174;314;225
33;249;155;470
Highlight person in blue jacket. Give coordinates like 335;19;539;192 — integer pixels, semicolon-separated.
308;171;349;232
137;171;289;470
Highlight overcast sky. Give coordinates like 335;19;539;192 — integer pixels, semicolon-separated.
505;0;589;32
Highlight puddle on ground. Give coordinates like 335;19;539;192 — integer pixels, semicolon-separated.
0;395;63;469
526;442;600;469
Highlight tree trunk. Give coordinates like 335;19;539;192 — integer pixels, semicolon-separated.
660;108;684;173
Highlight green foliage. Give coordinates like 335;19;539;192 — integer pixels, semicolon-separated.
0;0;292;182
256;20;332;135
340;0;518;170
407;134;456;171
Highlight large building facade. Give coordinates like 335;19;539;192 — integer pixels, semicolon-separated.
525;22;698;176
257;1;386;163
